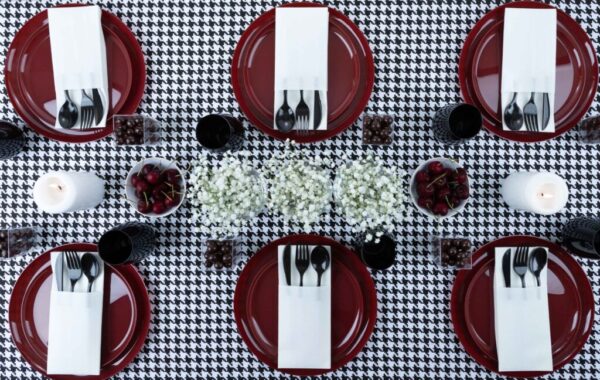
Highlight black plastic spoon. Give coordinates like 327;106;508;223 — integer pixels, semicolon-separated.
275;90;295;132
528;247;547;287
503;92;523;131
81;253;100;292
310;246;330;287
58;90;78;129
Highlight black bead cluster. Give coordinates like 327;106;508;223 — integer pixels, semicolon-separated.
0;228;35;258
363;115;394;145
204;240;234;270
440;238;471;267
114;116;160;145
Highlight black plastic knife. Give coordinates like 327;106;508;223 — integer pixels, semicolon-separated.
283;245;291;286
502;249;511;288
92;89;104;126
541;92;550;131
313;90;322;130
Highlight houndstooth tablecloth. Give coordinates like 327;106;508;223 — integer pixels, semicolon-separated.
1;0;600;379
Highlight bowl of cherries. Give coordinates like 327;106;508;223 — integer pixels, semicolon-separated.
409;157;471;218
125;158;185;217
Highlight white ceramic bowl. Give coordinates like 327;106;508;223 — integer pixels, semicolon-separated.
125;157;186;218
409;157;471;219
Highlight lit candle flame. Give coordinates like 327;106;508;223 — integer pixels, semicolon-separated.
50;183;65;192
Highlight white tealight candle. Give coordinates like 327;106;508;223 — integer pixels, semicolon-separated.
33;171;105;214
500;171;569;215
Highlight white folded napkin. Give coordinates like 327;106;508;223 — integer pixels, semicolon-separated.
48;6;109;130
501;8;556;133
274;8;329;131
493;247;552;372
278;245;331;369
47;251;105;375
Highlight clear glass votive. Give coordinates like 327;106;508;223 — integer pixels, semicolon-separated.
113;114;161;146
0;226;37;259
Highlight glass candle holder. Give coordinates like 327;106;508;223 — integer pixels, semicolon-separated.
355;232;397;270
113;114;161;146
98;222;157;265
0;227;37;259
562;217;600;260
577;115;600;144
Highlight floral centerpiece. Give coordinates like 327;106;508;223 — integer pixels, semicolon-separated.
188;153;266;237
263;145;332;230
333;156;405;242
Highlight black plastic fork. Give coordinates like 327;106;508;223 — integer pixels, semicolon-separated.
295;245;309;286
513;246;529;288
523;92;538;132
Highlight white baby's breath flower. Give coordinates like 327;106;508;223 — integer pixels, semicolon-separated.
188;153;265;237
333;156;405;238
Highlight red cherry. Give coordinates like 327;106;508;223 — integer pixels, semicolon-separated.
433;202;449;216
135;180;149;192
146;169;161;185
456;168;468;184
436;187;451;201
164;169;181;184
152;201;166;214
448;196;460;209
417;183;434;197
417;197;434;209
164;196;179;208
415;171;430;184
137;199;151;214
141;163;156;175
151;187;166;201
456;185;470;200
427;161;445;175
130;173;141;186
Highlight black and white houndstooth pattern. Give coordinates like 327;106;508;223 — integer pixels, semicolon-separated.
1;0;600;378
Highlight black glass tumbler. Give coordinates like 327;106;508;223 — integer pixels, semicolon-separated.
577;115;600;144
432;103;482;144
196;114;244;152
0;121;26;160
98;222;157;265
562;217;600;260
358;234;397;270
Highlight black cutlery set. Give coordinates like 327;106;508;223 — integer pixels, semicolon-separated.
283;245;330;287
58;88;104;130
55;251;100;292
502;247;548;288
504;92;551;132
275;90;323;133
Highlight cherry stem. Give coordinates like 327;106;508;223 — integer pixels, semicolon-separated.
161;191;173;200
427;173;447;189
445;196;453;209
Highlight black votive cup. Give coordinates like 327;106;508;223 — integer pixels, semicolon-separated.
432;103;482;144
358;234;397;270
98;222;157;265
562;217;600;260
0;121;26;160
196;114;244;152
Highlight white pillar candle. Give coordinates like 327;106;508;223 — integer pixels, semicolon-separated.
33;171;105;214
500;171;569;215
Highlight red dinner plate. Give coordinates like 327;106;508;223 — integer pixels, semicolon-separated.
450;236;595;377
8;243;151;380
5;6;146;143
234;234;377;376
459;2;598;143
231;2;374;143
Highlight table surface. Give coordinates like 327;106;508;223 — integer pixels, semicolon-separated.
1;0;599;379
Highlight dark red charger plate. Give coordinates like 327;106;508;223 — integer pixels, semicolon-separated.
231;2;374;143
459;2;598;143
8;243;151;380
234;234;377;376
4;6;146;143
451;236;595;378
